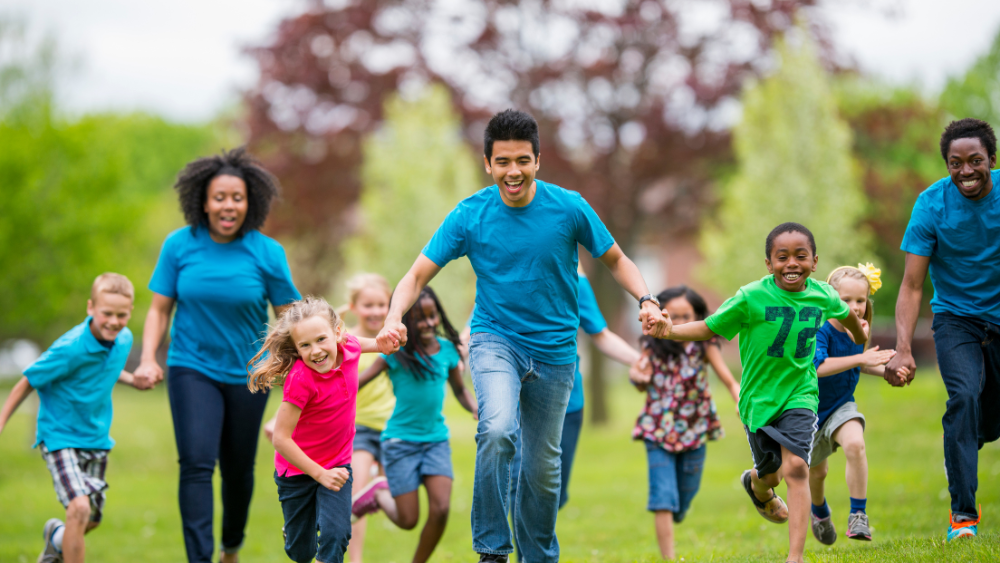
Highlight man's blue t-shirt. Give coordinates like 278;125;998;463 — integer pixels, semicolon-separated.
23;318;133;450
422;180;615;365
812;321;863;428
901;170;1000;325
381;338;461;443
149;227;301;385
569;274;608;413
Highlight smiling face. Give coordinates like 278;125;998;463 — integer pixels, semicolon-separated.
87;292;133;342
664;297;696;326
947;137;996;201
766;231;818;292
484;140;540;207
290;315;342;374
203;174;249;243
414;297;441;347
350;287;390;337
834;276;869;320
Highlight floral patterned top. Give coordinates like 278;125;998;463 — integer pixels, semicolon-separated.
633;341;724;453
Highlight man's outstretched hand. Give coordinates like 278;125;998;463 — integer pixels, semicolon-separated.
376;320;407;354
640;301;671;338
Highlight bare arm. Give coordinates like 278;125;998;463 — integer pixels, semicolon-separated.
358;356;389;389
628;347;653;391
134;293;175;389
376;255;442;354
356;336;380;354
839;310;869;346
272;402;349;490
885;253;929;386
590;329;641;366
448;366;478;419
665;321;717;342
817;346;896;377
704;344;740;404
0;377;34;437
598;243;671;338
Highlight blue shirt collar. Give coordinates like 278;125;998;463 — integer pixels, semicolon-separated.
81;316;114;354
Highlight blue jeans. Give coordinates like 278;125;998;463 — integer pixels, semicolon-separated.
509;408;584;561
468;333;575;563
645;442;706;521
932;313;1000;519
168;367;270;563
275;469;353;563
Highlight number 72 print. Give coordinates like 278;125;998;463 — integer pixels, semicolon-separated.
765;306;823;358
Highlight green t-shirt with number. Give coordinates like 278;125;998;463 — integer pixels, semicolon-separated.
705;275;850;432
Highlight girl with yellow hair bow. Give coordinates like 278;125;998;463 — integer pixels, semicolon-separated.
805;263;910;545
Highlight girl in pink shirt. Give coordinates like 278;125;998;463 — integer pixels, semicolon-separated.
248;297;379;563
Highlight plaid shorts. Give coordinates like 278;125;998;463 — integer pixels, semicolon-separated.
40;444;109;523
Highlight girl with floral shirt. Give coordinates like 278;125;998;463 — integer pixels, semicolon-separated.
630;286;740;561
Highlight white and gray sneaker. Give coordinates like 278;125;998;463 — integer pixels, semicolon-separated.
38;518;63;563
811;513;837;545
846;511;872;541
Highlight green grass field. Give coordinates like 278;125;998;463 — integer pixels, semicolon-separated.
1;370;998;562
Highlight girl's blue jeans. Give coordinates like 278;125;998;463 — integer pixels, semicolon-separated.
932;312;1000;520
275;468;353;563
468;333;575;563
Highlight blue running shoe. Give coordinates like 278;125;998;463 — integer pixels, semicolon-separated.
947;506;980;541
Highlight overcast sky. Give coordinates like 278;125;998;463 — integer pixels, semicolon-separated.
4;0;1000;122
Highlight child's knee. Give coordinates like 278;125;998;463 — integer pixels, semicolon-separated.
783;457;809;481
841;438;866;460
427;498;450;521
809;462;828;481
66;496;92;524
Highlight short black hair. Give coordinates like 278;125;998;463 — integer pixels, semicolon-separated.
484;109;540;161
175;147;280;236
765;222;816;259
940;118;997;161
641;285;711;362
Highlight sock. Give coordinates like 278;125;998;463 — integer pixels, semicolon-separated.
850;497;867;514
51;525;64;553
811;499;831;519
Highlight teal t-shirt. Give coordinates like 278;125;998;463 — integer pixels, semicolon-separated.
422;180;615;365
705;276;850;432
23;317;133;450
381;338;461;442
149;227;301;384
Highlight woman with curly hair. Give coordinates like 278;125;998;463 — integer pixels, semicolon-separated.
134;147;301;563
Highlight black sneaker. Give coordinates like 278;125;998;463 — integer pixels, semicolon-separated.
478;554;509;562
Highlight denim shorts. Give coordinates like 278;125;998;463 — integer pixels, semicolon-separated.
645;441;706;522
380;439;453;496
353;425;382;459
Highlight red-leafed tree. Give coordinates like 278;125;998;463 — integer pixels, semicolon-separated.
244;0;825;421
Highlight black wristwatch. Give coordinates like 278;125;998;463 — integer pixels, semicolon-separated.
638;294;660;309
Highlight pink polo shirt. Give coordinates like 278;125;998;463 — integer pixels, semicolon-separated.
275;334;360;477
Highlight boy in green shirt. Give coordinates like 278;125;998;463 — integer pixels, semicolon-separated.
663;222;867;563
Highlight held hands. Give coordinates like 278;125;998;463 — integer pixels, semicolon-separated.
884;350;916;387
313;467;350;491
132;360;163;390
640;301;671;339
629;355;653;389
376;319;407;354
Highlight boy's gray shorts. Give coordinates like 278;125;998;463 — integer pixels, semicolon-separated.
809;401;866;467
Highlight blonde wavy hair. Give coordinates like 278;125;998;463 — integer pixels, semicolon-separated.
334;272;392;316
825;266;876;326
247;296;345;392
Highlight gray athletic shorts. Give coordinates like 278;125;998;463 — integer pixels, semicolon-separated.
809;401;866;467
743;408;818;477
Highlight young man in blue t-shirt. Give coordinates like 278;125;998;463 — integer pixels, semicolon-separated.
0;273;151;563
375;110;670;563
886;118;1000;541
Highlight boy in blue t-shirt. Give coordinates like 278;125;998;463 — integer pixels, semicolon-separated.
0;273;150;563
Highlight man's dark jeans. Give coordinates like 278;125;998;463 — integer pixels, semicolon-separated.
932;312;1000;520
168;367;270;562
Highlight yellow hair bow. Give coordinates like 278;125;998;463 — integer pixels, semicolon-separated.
857;262;881;295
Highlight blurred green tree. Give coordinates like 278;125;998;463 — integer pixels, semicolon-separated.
940;27;1000;125
338;85;477;323
699;34;874;296
0;21;216;346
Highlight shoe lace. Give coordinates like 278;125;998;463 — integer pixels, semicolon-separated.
949;504;982;529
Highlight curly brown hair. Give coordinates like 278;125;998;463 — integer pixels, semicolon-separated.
174;147;280;236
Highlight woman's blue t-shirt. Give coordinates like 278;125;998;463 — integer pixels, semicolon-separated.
813;321;863;428
381;338;460;443
149;226;301;385
568;274;608;413
422;180;615;365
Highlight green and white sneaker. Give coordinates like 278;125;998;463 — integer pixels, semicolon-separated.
38;518;63;563
811;513;837;545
